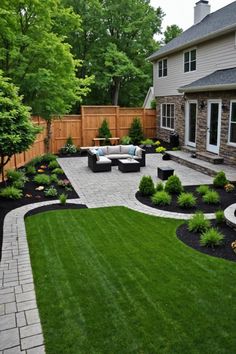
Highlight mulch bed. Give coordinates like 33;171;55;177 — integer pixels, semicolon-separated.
25;203;87;218
176;221;236;262
136;184;236;214
0;164;79;259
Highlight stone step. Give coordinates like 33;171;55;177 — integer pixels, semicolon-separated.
196;151;224;164
181;145;196;154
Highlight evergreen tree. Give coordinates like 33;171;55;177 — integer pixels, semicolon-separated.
129;117;144;145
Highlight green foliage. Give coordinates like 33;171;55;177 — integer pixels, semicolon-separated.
150;100;156;109
177;192;196;208
41;154;57;163
66;136;74;145
215;210;225;224
60;137;77;155
139;176;155;196
6;169;25;183
44;186;58;197
213;171;228;188
141;139;154;146
25;165;37;176
12;180;25;190
27;156;43;167
50;174;59;183
59;193;67;205
129;117;144;145
0;186;23;200
58;179;71;188
165;175;183;195
52;168;64;175
196;185;210;195
203;190;220;204
200;228;224;248
33;174;51;186
188;212;211;233
156;182;164;192
48;160;60;169
163;25;183;44
120;136;132;145
156;146;166;154
224;183;235;193
98;119;112;141
151;191;171;206
0;73;41;177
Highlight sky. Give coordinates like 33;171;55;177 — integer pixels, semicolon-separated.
150;0;234;35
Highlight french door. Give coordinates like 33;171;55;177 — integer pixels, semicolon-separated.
185;101;197;147
207;100;221;154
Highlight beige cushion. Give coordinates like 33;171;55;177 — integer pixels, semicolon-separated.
106;154;130;159
96;156;111;164
135;146;143;157
98;146;108;155
120;145;133;154
107;145;121;154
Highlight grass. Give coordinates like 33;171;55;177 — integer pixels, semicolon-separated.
25;207;236;354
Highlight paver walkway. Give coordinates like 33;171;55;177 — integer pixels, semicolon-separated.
0;153;226;352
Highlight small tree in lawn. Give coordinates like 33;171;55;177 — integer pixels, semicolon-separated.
129;117;144;145
98;119;112;144
0;73;41;181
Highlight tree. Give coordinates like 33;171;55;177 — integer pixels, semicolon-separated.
129;117;144;145
98;119;112;144
163;25;183;44
0;0;93;152
63;0;164;106
0;73;41;181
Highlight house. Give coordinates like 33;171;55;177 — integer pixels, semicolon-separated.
143;87;155;108
148;0;236;165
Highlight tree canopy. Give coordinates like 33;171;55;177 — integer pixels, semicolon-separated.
163;24;183;44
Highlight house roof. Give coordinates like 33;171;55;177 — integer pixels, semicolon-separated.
178;67;236;92
148;1;236;61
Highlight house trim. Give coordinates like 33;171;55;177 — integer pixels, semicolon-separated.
179;83;236;93
228;99;236;146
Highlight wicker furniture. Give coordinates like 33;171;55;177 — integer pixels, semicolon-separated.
157;166;174;180
118;159;140;173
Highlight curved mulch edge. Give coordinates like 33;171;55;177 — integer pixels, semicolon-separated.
24;203;88;218
176;222;236;262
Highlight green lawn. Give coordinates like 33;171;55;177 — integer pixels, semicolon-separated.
25;207;236;354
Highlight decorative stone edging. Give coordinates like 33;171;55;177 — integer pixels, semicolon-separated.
224;203;236;230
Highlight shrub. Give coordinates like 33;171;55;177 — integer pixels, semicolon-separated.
129;117;144;145
59;193;67;205
203;190;220;204
52;168;64;175
27;155;43;166
151;191;171;206
120;136;132;145
165;175;183;195
156;182;164;191
12;180;25;189
41;153;57;163
98;119;112;142
141;138;154;146
156;146;166;154
213;171;228;188
25;164;36;175
57;179;71;188
215;210;225;224
48;160;60;169
200;228;224;247
44;186;58;197
188;212;211;233
139;176;155;196
0;186;23;199
154;140;161;146
50;174;58;183
150;99;156;109
33;174;51;185
196;185;209;195
224;183;235;193
177;192;196;208
6;169;25;182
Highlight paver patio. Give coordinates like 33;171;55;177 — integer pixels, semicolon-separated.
0;153;235;352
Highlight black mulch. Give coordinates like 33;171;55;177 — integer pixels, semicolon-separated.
25;203;87;218
176;221;236;262
0;165;79;259
136;184;236;214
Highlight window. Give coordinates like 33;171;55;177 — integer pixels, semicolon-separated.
158;59;167;77
229;101;236;144
161;103;175;130
184;49;196;72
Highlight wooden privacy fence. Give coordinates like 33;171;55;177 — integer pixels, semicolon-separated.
3;106;156;172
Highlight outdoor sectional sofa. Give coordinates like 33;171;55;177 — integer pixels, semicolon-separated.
88;145;146;172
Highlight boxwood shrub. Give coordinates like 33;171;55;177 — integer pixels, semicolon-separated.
213;171;228;188
139;176;155;196
164;175;183;195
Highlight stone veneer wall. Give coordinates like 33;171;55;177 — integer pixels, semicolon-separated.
156;95;185;145
156;91;236;165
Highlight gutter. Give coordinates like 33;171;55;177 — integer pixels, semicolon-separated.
178;83;236;93
148;23;236;62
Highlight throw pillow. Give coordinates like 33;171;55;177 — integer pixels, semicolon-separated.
128;145;136;156
97;148;104;156
90;149;100;161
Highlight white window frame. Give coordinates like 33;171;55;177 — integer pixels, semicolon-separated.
158;58;168;77
228;100;236;146
160;103;175;131
183;48;197;73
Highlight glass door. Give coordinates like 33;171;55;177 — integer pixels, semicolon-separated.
207;100;221;154
185;101;197;147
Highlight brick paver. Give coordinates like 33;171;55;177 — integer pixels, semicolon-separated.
1;153;227;352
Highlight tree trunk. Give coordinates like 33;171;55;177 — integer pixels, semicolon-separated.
0;155;11;183
45;119;52;153
111;78;121;105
